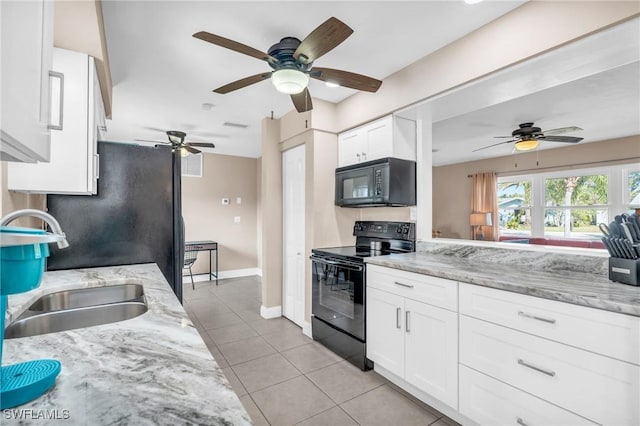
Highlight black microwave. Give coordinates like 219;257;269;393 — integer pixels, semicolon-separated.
335;157;416;207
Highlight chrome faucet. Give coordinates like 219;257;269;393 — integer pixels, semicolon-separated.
0;209;69;249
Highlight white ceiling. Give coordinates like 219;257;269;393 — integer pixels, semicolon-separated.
101;2;639;166
400;16;640;166
100;0;527;158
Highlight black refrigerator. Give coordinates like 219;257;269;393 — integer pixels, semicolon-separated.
47;142;184;302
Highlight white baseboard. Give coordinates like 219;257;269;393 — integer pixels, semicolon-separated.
183;267;261;283
260;305;282;319
302;320;312;338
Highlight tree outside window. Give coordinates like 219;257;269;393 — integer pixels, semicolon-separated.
544;174;608;238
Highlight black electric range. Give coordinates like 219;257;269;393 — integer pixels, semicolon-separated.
310;221;416;370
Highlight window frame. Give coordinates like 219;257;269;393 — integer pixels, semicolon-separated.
497;163;635;240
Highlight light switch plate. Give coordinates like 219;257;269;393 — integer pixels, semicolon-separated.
234;216;241;223
236;197;242;205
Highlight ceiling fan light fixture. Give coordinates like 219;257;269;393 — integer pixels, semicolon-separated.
271;69;309;94
179;147;190;157
514;139;539;151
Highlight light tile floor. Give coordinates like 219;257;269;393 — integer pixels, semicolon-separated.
183;276;460;426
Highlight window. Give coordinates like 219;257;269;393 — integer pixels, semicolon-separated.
543;174;608;239
497;179;532;236
181;153;203;177
497;164;636;241
625;167;640;210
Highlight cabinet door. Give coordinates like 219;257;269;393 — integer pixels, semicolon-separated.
0;0;53;162
405;299;458;409
8;49;97;194
363;115;392;161
367;287;404;377
459;365;596;426
338;130;365;167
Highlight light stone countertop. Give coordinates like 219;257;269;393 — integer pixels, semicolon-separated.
2;264;251;425
366;248;640;317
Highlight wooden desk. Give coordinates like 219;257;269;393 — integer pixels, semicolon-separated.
185;240;218;284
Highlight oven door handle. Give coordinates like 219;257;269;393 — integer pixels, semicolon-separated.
310;256;364;272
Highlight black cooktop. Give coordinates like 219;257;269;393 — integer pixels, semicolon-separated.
311;246;407;262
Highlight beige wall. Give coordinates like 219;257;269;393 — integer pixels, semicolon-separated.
256;158;262;271
433;135;640;240
336;1;639;131
0;162;46;227
182;153;258;274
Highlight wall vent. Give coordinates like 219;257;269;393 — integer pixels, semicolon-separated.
223;121;249;129
181;153;203;177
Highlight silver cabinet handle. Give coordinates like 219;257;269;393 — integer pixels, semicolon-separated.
48;71;64;130
394;281;414;288
362;152;367;160
516;418;529;426
405;311;411;333
396;307;401;329
517;359;556;377
356;153;361;161
518;311;556;324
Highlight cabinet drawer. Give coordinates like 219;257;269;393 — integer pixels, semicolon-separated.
460;365;596;426
459;282;640;365
367;265;457;311
460;316;640;426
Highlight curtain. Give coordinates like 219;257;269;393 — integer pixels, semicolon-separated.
471;172;499;241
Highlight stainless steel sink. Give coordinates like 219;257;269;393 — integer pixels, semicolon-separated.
4;284;148;339
27;283;144;312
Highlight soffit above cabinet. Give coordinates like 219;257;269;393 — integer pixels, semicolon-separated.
54;0;112;119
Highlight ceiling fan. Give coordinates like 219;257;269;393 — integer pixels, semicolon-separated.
473;122;584;152
136;130;215;156
192;17;383;113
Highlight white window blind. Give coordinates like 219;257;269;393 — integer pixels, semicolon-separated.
181;153;203;177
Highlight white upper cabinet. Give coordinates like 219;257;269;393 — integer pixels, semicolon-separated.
338;115;416;167
8;48;104;195
0;0;54;162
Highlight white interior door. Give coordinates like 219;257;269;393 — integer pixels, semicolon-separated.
283;144;305;327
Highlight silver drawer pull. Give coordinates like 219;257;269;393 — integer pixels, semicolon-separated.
396;307;401;329
518;311;556;324
405;311;411;333
517;359;556;377
394;281;414;288
516;417;529;426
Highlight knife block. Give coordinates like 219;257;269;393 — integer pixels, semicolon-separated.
609;258;640;286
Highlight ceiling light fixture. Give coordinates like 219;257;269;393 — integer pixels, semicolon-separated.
271;69;309;94
514;139;539;151
179;147;190;157
325;81;340;88
464;0;483;4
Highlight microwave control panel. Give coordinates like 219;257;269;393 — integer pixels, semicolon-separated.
374;169;383;196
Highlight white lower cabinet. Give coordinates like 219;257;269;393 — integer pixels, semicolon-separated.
367;267;640;426
366;266;458;409
460;314;640;426
459;365;596;426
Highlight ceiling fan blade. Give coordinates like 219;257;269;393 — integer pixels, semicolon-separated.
311;67;382;93
293;17;353;64
193;31;278;64
493;136;515;139
214;72;272;94
291;88;313;113
539;135;584;143
183;145;201;154
472;139;516;152
186;142;216;148
541;126;583;136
